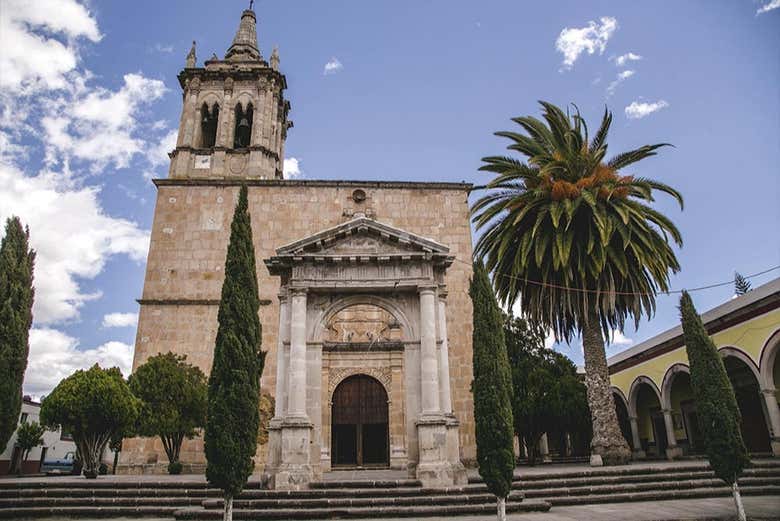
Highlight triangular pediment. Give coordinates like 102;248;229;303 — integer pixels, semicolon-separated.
275;217;450;257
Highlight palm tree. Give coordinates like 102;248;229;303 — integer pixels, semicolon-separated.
471;101;683;465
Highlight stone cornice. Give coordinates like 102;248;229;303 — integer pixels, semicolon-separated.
154;178;472;191
170;145;279;161
178;66;287;90
137;298;272;306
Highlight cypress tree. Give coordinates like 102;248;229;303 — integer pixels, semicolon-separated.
205;186;265;521
679;291;749;521
470;261;515;521
0;217;35;453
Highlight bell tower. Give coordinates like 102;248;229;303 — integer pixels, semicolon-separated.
169;7;292;179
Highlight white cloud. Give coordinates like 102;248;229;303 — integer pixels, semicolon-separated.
152;43;174;53
612;52;642;67
24;328;133;398
625;99;669;119
0;163;149;323
40;73;168;170
0;0;100;93
606;69;636;96
102;312;139;328
757;0;780;14
556;17;618;70
323;57;343;75
283;157;302;179
146;128;178;167
609;330;634;346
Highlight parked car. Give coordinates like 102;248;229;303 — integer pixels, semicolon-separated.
41;452;78;475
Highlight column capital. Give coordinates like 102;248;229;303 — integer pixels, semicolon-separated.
661;409;673;415
289;287;308;297
629;416;639;422
278;290;288;303
418;284;437;295
761;388;778;396
437;286;449;300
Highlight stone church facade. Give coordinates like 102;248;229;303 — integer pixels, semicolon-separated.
118;8;476;488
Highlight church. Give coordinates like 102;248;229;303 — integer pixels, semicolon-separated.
118;7;475;489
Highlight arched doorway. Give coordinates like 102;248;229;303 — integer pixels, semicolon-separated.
331;374;389;467
631;378;666;458
666;369;702;455
722;351;771;453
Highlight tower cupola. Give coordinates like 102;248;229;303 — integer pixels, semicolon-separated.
225;9;262;62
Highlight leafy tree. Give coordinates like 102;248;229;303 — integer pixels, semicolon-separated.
734;272;751;296
129;352;207;474
471;261;515;521
16;420;46;469
205;186;265;521
40;365;139;478
471;102;684;465
680;291;750;521
0;217;35;453
505;315;591;465
257;391;275;446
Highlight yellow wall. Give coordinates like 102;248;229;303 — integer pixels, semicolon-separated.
611;308;780;400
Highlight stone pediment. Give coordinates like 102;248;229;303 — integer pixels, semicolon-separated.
265;217;453;274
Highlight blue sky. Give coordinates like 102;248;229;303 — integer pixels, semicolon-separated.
0;0;778;396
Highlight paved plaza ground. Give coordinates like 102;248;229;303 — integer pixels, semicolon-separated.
13;497;780;521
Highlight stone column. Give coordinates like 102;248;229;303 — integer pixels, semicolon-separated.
287;288;308;419
436;289;467;485
419;286;440;415
629;417;646;459
415;285;451;487
272;287;313;490
539;433;552;463
662;409;682;460
761;388;780;456
264;291;289;480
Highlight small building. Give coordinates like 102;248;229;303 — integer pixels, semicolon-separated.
0;397;76;475
608;277;780;459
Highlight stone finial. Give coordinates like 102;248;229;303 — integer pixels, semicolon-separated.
225;9;262;61
185;40;197;68
270;46;280;70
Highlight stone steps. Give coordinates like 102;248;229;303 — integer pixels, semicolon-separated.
2;461;778;519
173;500;552;520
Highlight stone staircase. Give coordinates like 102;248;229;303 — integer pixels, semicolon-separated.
0;460;777;519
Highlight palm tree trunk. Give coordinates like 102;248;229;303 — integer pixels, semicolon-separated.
582;307;632;465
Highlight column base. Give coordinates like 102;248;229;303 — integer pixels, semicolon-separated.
416;414;459;488
770;437;780;457
445;415;468;486
632;449;647;460
589;454;603;467
265;417;313;490
666;446;683;460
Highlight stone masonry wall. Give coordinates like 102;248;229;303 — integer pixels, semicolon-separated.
119;180;475;473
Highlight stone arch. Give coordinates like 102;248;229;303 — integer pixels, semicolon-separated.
611;386;629;409
311;294;415;343
758;328;780;391
718;346;761;382
661;363;691;410
328;368;392;404
628;376;662;417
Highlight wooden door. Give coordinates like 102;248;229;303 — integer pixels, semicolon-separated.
331;375;389;467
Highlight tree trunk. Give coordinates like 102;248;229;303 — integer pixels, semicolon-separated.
732;481;746;521
581;307;632;466
112;450;119;474
497;496;506;521
224;494;233;521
